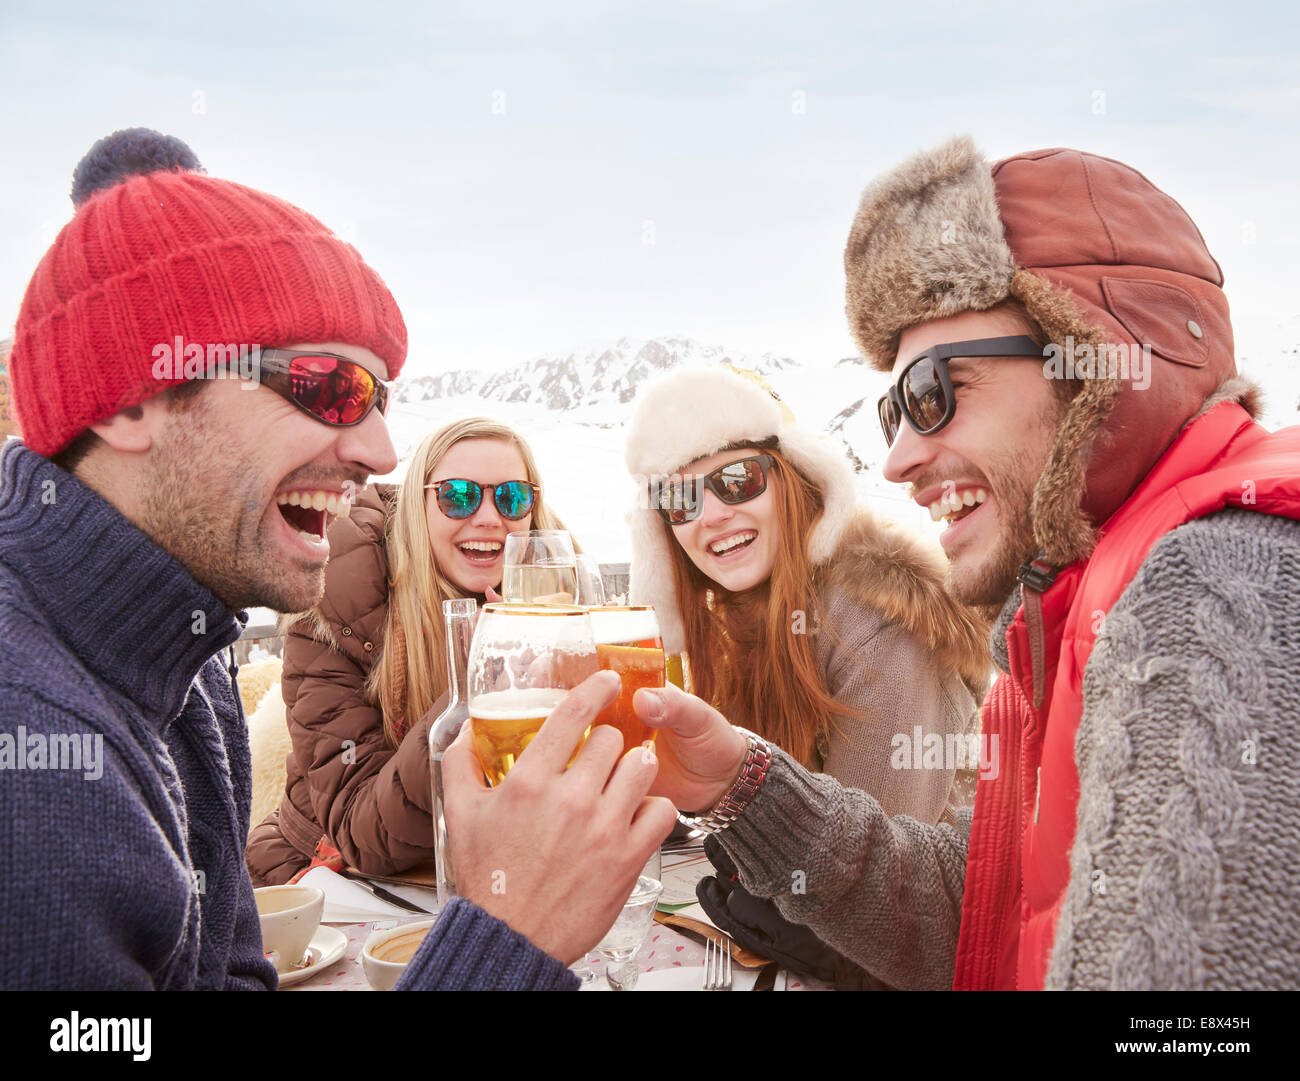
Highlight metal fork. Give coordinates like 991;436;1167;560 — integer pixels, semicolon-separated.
702;935;733;991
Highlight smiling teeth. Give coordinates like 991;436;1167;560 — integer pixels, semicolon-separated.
459;541;502;552
276;490;353;517
710;530;756;554
927;488;988;523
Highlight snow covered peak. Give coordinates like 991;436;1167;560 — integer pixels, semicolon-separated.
393;336;799;419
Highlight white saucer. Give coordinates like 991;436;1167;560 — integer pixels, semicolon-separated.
276;926;349;988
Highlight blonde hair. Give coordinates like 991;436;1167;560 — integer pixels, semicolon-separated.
368;417;561;745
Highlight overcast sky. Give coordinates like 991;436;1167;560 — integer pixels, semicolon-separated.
2;0;1296;376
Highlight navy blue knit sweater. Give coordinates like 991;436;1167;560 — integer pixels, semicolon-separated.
0;441;575;991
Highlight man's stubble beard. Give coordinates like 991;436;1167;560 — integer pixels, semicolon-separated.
945;441;1039;608
945;401;1063;609
138;412;327;614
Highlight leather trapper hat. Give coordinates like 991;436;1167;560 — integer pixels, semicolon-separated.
845;136;1239;564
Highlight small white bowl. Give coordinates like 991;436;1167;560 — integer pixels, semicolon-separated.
361;919;437;991
254;885;324;975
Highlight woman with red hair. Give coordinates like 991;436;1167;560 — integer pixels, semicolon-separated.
624;365;989;827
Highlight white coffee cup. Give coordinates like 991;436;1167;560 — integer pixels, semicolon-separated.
254;885;324;975
361;918;436;991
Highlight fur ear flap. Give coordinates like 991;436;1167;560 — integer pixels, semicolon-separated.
1011;269;1121;566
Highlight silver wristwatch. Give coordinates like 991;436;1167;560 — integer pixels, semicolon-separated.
677;727;773;835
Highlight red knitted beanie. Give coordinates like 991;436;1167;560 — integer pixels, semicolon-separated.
10;135;408;457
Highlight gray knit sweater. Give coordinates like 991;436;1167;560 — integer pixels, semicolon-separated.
717;508;1300;990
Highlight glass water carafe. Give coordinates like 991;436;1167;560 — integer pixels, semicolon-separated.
430;597;477;909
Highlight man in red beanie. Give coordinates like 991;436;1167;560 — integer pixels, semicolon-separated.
0;129;670;990
633;137;1300;990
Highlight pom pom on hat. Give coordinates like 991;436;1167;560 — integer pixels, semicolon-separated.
70;128;203;206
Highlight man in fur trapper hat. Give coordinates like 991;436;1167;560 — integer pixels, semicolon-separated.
637;137;1300;989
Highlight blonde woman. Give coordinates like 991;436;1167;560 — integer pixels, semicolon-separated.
246;417;564;885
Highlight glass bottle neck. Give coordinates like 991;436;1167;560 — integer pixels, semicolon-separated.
443;597;477;706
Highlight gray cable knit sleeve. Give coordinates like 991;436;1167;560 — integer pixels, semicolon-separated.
716;752;970;989
1047;509;1300;990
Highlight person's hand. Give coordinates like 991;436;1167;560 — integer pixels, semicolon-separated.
442;670;677;965
484;585;503;603
632;683;748;812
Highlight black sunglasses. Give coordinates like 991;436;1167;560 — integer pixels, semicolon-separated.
256;349;390;427
654;454;775;525
877;335;1044;446
425;479;539;521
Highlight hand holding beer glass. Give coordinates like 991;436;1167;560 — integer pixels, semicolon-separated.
467;604;599;786
460;603;673;975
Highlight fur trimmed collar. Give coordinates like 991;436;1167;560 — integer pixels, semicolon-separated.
821;510;993;696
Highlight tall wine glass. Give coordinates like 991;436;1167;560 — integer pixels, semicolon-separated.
502;530;578;605
574;554;607;607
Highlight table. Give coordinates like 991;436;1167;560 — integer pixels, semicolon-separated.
281;847;830;991
282;916;827;991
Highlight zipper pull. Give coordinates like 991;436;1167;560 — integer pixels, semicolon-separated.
1033;766;1042;824
1017;556;1059;710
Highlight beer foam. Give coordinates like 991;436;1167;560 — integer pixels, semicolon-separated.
589;608;661;646
469;687;568;720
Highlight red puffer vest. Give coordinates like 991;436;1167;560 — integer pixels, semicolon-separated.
952;402;1300;990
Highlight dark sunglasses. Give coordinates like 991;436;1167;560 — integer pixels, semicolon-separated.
654;454;775;525
877;335;1044;446
425;479;539;521
256;349;390;427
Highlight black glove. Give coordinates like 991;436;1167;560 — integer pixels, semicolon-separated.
696;835;882;990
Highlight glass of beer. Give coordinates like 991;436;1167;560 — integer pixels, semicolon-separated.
502;530;579;604
467;603;598;786
588;605;665;754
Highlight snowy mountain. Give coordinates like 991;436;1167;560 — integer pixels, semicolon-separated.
393;337;801;423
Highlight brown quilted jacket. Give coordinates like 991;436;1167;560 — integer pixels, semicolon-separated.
245;483;449;886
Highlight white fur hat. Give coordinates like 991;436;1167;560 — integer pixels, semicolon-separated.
623;365;858;653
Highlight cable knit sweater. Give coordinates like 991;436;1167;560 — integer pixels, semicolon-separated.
716;507;1300;990
0;441;575;991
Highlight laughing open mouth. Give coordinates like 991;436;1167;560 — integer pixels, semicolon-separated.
928;488;988;526
276;490;351;539
709;530;756;556
457;540;503;562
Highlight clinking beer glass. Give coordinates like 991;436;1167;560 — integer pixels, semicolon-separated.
467;603;599;785
587;606;666;754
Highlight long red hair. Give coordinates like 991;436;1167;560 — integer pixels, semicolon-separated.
667;444;853;767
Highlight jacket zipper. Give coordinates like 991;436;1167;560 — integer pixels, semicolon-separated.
1014;556;1058;988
